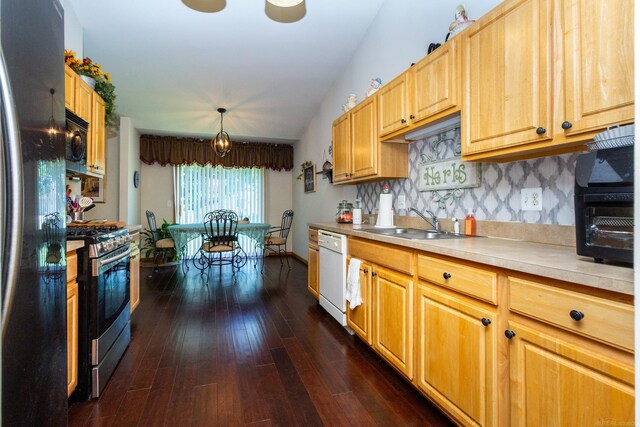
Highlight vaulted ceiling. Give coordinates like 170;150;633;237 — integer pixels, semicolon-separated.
67;0;386;143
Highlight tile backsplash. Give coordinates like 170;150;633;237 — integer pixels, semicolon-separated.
357;127;580;225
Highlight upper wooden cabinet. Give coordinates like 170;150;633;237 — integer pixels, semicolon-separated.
74;77;93;123
378;39;461;141
461;0;552;157
561;0;634;136
461;0;634;161
64;66;76;110
89;92;106;176
332;96;408;184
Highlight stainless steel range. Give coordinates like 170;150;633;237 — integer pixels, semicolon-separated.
67;225;132;400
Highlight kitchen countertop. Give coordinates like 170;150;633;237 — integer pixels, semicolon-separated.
309;222;634;296
66;240;84;252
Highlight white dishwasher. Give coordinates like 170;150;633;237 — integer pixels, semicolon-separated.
318;230;348;326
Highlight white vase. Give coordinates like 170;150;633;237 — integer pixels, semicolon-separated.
79;74;96;89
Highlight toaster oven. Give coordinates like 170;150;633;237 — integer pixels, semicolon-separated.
574;145;633;264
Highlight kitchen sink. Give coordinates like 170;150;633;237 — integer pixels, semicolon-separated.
364;228;468;240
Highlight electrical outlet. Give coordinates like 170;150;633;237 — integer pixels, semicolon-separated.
521;187;542;211
397;195;406;210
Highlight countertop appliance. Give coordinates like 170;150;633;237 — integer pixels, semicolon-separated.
0;0;68;424
67;225;132;400
575;145;633;264
318;230;349;327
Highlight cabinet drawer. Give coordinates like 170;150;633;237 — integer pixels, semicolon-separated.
308;228;318;243
349;238;413;276
67;252;78;283
418;255;497;304
508;277;634;352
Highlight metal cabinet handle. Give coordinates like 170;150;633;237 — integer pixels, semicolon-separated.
371;271;377;277
401;118;406;124
0;48;24;339
569;310;584;321
536;127;546;135
504;330;516;339
360;268;368;274
481;318;491;327
409;114;415;120
561;121;572;130
443;272;451;280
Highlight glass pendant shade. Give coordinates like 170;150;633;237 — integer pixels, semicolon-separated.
265;0;305;23
266;0;303;6
181;0;226;13
211;108;232;157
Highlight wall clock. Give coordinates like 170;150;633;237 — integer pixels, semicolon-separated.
133;171;140;188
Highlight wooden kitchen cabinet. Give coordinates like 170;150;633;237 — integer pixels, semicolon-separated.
560;0;634;137
130;245;140;313
307;228;319;299
346;258;373;345
74;76;93;123
507;321;634;425
332;96;407;184
66;251;79;397
64;65;76;110
88;92;106;176
461;0;552;157
378;71;411;137
415;283;498;427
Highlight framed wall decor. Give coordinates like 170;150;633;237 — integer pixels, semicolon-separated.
303;163;316;193
81;176;105;203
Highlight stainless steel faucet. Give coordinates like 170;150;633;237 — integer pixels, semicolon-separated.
409;207;440;232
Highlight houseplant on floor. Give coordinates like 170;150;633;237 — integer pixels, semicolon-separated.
141;219;178;264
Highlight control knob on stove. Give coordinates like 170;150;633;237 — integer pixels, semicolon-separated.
103;240;114;251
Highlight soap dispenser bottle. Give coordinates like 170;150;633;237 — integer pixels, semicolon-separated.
464;209;476;236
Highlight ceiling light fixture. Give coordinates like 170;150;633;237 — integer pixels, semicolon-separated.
181;0;305;23
211;108;232;157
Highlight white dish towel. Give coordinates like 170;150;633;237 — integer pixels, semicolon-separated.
346;258;362;308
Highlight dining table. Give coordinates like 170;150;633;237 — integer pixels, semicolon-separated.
168;222;271;263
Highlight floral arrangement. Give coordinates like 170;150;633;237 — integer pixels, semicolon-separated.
64;50;118;126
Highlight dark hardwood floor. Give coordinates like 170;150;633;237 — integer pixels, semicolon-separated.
68;257;454;427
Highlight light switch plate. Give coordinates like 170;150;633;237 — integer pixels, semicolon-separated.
167;200;172;208
521;187;542;211
396;195;406;210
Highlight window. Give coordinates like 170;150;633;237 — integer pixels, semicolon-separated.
174;165;264;256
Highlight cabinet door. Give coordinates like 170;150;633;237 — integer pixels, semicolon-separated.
378;72;410;137
67;281;78;396
462;0;552;155
350;97;378;179
332;113;351;183
347;259;373;345
416;284;497;426
64;66;76;110
373;265;413;379
74;77;93;122
130;248;140;313
307;245;319;299
561;0;634;136
508;321;634;425
412;38;459;123
89;93;106;176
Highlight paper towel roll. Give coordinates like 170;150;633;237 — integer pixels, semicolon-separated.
352;208;362;225
376;193;394;227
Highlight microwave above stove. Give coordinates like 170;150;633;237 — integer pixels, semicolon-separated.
574;145;633;265
65;109;88;175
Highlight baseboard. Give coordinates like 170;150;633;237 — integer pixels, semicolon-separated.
291;252;307;265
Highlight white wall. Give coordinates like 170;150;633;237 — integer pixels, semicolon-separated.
291;0;502;259
62;0;83;57
118;117;141;224
84;130;120;221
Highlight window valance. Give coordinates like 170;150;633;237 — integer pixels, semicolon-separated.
140;134;293;171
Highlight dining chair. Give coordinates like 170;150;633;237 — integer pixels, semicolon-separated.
262;209;294;270
195;210;247;284
145;210;176;274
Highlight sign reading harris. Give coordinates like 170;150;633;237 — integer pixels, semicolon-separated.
418;158;481;192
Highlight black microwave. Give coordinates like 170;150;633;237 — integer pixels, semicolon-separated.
65;109;88;175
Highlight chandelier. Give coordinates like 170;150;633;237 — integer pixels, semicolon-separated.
211;108;232;157
181;0;306;23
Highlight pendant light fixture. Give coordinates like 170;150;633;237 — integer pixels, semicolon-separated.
181;0;305;23
211;108;232;157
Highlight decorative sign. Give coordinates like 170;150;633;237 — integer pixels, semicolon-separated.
418;158;481;192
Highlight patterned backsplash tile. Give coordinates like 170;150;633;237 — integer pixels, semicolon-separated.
356;126;580;225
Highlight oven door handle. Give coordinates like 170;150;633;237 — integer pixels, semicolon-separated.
98;247;132;268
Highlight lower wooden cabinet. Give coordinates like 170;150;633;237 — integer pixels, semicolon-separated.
66;251;79;397
373;265;413;380
307;244;319;299
346;258;373;345
415;284;498;426
507;320;634;425
130;246;140;313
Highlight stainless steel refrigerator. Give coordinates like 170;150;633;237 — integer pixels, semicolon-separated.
1;0;67;425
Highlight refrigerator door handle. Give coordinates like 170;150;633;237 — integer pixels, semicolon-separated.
0;47;24;339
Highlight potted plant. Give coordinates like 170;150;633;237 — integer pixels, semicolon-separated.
64;49;118;126
141;219;178;263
